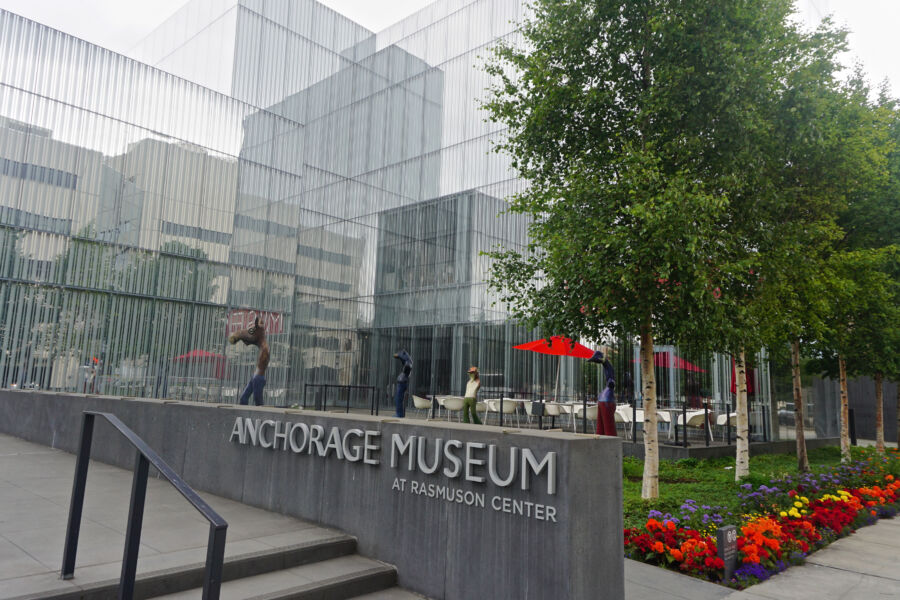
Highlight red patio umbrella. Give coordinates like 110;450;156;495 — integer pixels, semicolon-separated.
172;349;226;379
512;336;595;359
514;336;597;400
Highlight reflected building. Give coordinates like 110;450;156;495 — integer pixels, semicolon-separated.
0;0;776;428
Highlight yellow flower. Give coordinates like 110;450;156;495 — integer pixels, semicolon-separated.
779;511;787;517
793;501;803;508
801;509;807;514
800;496;809;503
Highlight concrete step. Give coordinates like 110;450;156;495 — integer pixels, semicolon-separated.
8;530;358;600
151;555;397;599
350;588;428;599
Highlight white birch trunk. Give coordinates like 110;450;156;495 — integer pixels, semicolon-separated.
791;340;809;472
839;356;851;463
735;350;750;480
875;372;884;454
640;324;659;499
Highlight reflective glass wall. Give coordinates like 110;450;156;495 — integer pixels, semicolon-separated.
0;1;777;434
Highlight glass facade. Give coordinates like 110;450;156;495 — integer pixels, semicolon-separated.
0;0;781;436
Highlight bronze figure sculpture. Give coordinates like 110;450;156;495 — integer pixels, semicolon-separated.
229;316;270;406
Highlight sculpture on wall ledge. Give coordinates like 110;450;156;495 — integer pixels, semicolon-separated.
587;350;616;436
229;316;269;406
393;350;412;417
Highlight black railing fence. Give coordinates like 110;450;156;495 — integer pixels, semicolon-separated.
303;383;378;414
62;411;227;600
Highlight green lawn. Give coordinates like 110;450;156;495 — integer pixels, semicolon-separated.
622;446;845;529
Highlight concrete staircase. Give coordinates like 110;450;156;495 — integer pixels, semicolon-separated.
0;435;424;600
146;529;410;600
143;529;422;600
18;526;422;600
149;534;421;600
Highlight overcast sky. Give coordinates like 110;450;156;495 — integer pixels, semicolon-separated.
0;0;897;94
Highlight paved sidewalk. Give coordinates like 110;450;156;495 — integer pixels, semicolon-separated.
625;558;731;600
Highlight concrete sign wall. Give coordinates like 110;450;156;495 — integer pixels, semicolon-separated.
0;391;624;600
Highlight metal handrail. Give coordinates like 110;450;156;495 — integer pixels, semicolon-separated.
61;411;227;599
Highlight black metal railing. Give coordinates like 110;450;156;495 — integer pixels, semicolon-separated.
61;411;227;599
302;383;377;414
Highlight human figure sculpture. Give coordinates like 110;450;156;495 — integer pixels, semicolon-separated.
392;350;412;417
587;349;616;436
462;366;482;425
229;316;269;406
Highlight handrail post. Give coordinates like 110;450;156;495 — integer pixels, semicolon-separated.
726;402;732;445
61;412;95;580
345;386;350;414
704;401;710;447
499;397;504;427
202;524;226;600
119;451;149;600
632;400;636;443
682;401;688;448
582;395;587;434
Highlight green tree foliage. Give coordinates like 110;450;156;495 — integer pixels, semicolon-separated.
482;0;805;498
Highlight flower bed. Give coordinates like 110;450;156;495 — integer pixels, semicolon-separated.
623;448;900;588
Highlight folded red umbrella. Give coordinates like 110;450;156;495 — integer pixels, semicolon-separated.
631;352;706;372
513;336;595;359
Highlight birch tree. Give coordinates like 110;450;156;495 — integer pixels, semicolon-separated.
482;0;802;498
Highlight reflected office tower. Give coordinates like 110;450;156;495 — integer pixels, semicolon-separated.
0;0;776;417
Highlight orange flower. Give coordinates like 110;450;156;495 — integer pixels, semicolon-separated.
670;549;684;562
646;519;662;531
870;510;877;517
886;475;894;481
653;541;665;553
666;521;676;531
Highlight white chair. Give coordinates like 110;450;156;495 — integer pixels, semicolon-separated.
524;400;540;426
476;400;489;423
412;395;432;418
434;395;448;419
583;404;599;431
675;410;712;443
572;402;598;432
484;398;519;426
716;412;737;440
615;406;633;439
442;396;465;422
559;403;577;429
543;402;562;428
716;412;737;427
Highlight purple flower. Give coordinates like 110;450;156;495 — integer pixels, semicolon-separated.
733;563;773;585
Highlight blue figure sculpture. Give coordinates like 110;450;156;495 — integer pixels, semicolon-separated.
587;350;616;436
392;350;412;417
